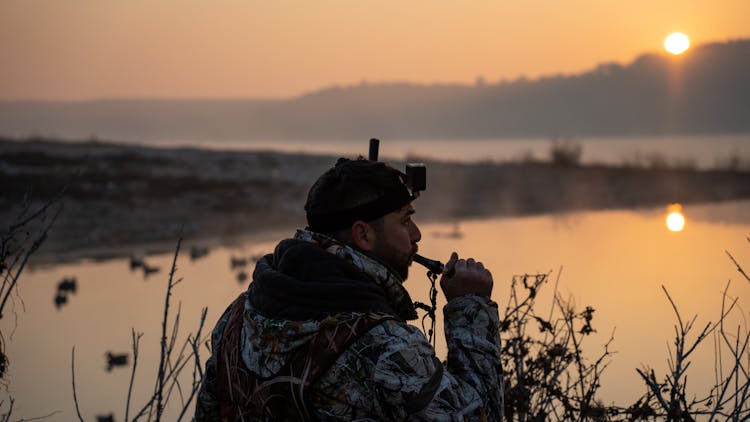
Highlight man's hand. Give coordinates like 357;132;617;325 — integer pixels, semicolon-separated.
439;252;493;301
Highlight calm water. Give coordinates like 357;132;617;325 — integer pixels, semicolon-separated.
141;134;750;169
2;200;750;419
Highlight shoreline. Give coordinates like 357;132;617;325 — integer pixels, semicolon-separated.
3;137;750;265
29;225;293;268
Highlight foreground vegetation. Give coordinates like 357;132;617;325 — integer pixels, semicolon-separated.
499;267;749;420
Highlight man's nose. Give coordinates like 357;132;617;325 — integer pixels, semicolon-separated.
411;224;422;243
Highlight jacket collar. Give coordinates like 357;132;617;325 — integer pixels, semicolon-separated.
294;229;418;320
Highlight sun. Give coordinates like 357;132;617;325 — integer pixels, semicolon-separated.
665;203;686;232
664;32;690;55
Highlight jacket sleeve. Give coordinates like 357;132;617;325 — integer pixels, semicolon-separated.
443;295;504;421
310;295;503;421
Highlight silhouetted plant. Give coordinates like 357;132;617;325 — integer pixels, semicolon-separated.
500;239;750;421
500;271;615;421
624;242;750;421
0;189;64;421
549;137;583;167
628;280;749;421
0;190;63;321
715;149;750;172
71;238;208;422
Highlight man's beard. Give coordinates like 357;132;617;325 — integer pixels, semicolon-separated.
372;242;416;281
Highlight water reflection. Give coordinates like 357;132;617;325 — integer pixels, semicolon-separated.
666;203;686;232
1;201;749;419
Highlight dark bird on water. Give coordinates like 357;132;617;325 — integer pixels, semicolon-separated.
130;254;160;278
142;264;160;277
54;294;67;309
54;276;78;310
230;256;248;269
190;246;210;261
96;413;114;422
129;255;144;271
236;271;248;283
106;351;129;372
57;277;77;294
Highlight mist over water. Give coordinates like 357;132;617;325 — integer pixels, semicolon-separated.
137;134;750;170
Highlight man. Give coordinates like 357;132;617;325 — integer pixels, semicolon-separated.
196;157;503;421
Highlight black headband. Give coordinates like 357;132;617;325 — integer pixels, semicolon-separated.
307;188;414;233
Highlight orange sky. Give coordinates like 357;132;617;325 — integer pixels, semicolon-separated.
1;1;749;101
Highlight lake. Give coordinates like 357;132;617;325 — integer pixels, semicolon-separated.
2;199;749;419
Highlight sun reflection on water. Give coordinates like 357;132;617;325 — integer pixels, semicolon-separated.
666;203;686;232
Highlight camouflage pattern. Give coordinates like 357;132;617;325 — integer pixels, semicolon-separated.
212;292;395;421
294;229;418;321
196;230;503;421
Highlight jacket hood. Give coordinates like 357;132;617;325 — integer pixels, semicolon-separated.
248;230;418;322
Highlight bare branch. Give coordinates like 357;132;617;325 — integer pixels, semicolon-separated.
726;250;750;284
125;329;143;422
71;348;84;422
155;237;182;422
3;185;68;236
661;285;685;331
0;205;61;319
1;398;13;422
16;409;63;422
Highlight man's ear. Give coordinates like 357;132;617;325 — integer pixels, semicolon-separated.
351;220;375;251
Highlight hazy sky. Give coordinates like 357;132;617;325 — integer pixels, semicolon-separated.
2;1;749;101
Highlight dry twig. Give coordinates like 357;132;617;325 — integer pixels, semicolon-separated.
71;348;84;422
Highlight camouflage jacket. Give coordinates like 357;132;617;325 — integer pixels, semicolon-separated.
196;230;504;421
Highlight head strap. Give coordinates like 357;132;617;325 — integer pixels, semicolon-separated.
307;189;413;233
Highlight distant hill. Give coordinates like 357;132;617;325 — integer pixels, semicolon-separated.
1;39;749;141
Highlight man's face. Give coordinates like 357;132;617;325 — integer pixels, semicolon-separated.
370;204;421;280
